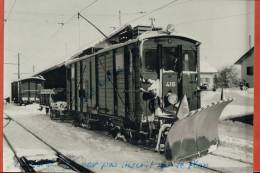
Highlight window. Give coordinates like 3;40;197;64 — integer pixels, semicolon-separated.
144;49;157;71
182;50;196;71
71;65;75;79
183;53;189;71
162;47;179;71
116;49;124;72
247;66;253;76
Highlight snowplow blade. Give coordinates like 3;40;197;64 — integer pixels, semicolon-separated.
165;98;233;161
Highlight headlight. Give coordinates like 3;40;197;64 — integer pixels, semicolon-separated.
167;93;178;105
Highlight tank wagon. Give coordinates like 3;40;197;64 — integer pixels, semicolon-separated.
11;76;45;105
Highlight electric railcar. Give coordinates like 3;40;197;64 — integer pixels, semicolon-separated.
66;29;201;145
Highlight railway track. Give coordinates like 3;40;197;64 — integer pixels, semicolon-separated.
4;133;36;172
4;109;252;173
4;113;94;173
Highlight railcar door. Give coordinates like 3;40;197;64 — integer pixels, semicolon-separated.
71;64;76;111
97;54;106;114
115;48;125;117
82;59;88;113
66;67;71;110
105;52;114;115
89;57;96;109
76;62;81;111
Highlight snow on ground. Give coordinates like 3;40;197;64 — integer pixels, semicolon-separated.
3;96;253;172
201;88;254;120
3;140;20;172
4;104;212;173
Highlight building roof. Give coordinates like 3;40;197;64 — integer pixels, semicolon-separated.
12;75;45;83
200;61;217;73
33;61;65;76
235;47;254;64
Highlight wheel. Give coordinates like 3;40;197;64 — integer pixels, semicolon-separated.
39;106;43;111
45;108;49;115
50;110;54;120
85;114;93;130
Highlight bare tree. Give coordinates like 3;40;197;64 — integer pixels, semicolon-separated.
217;65;239;88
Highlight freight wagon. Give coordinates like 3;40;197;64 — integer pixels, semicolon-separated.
11;76;45;105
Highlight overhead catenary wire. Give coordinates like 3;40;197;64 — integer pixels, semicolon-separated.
50;0;98;38
4;0;99;76
175;12;252;26
125;0;192;24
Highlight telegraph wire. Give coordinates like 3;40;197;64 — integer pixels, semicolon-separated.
125;0;192;24
175;12;253;26
4;10;147;18
5;0;99;75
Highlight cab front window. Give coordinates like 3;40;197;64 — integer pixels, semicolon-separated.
142;37;197;73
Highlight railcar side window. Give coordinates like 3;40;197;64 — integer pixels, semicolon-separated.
183;53;189;71
71;65;75;79
144;49;157;71
116;49;124;72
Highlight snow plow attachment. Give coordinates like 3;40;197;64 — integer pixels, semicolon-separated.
165;98;233;161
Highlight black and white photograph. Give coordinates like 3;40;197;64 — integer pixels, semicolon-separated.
4;0;254;172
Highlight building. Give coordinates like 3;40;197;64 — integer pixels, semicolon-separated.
200;61;218;90
235;47;254;88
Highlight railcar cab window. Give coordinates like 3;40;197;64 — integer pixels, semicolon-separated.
183;50;196;71
142;37;197;73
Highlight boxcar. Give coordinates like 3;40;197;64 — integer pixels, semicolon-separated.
11;76;45;105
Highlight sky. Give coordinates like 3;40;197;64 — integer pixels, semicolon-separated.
4;0;254;97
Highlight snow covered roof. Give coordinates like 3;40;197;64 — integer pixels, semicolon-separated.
13;75;45;82
200;61;217;73
33;61;65;76
138;30;200;44
235;47;254;64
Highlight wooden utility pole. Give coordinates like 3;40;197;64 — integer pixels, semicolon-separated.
119;10;122;27
249;34;252;49
17;53;20;79
149;18;155;28
33;65;35;73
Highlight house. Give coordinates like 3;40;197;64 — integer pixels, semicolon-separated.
200;61;218;90
235;47;254;88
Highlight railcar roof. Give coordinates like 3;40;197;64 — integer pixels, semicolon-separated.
65;31;200;66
